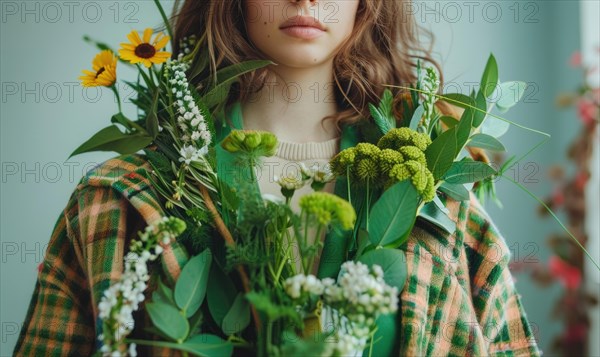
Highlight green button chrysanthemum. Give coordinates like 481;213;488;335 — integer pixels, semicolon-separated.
378;149;405;177
389;160;435;202
377;127;432;152
299;192;356;230
398;145;427;166
330;147;356;177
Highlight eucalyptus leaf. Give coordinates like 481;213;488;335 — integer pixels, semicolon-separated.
357;248;408;291
480;54;499;99
180;334;233;357
146;302;189;342
418;201;456;235
207;263;237;327
369;180;419;248
480;115;510;138
439;115;459;129
408;105;425;130
471;90;488;128
152;278;176;306
467;133;506;151
441;93;473;109
221;293;251;335
425;126;458;179
129;334;233;357
455;106;474;155
439;182;470;201
68;125;153;158
175;249;212;317
443;160;497;184
492;81;527;112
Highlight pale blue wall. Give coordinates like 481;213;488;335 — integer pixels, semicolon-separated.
0;1;582;354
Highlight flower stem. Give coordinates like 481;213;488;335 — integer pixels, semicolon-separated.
110;85;123;114
198;184;262;332
152;0;174;41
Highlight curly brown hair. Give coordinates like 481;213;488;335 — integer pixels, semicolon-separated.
163;0;462;132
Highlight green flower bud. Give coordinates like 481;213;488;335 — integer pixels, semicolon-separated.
299;192;356;230
244;131;262;150
261;132;278;157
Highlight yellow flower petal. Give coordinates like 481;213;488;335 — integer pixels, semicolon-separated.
142;28;153;43
127;30;142;46
153;34;170;50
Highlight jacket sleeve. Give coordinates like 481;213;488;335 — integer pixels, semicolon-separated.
466;194;542;356
13;184;147;356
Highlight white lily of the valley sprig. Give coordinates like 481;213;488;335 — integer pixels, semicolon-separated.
97;216;186;357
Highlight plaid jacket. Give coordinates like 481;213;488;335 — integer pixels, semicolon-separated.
13;152;541;356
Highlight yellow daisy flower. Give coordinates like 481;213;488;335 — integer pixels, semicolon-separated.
78;50;117;87
118;28;171;68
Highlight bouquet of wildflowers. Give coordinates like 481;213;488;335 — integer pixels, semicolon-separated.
73;3;600;357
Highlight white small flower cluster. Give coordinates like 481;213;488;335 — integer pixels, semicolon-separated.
283;261;399;356
283;274;330;299
97;216;185;357
163;42;211;165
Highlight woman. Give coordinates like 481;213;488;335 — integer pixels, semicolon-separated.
14;0;541;355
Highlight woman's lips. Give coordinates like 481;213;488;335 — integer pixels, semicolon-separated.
280;26;325;40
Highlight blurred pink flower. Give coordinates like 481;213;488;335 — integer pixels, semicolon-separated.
569;51;582;67
577;99;598;126
549;255;581;290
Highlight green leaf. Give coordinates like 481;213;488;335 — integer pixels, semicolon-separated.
200;60;274;107
418;201;456;235
455;106;474;156
221;293;250;335
480;54;499;99
355;229;371;258
369;89;395;134
492;81;527;113
146;302;189;342
439;182;470;201
110;113;132;130
443;160;497;184
439;115;459;129
425;127;458;179
68;125;153;158
481;116;510;138
127;335;233;357
245;291;301;322
471;90;488;128
180;334;233;357
408;105;425;130
358;248;408;291
467;133;506;151
369;180;419;248
152;278;176;306
441;93;473;108
175;250;212;318
146;89;160;138
207;263;237;327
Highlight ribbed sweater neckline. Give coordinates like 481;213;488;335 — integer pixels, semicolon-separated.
275;136;341;161
229;101;341;161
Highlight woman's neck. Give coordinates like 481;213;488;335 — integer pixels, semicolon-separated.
240;62;341;143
